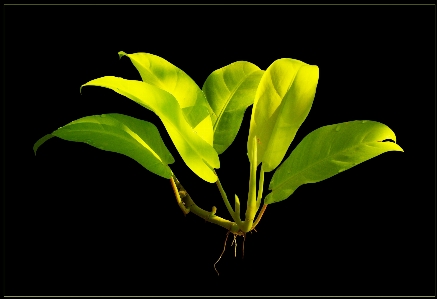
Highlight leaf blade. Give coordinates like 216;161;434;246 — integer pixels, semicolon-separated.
248;58;319;172
265;120;404;204
202;61;264;154
34;113;175;179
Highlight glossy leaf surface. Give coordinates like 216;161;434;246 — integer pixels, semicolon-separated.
119;51;214;146
202;61;264;154
248;58;319;172
33;113;175;179
81;76;220;183
265;120;404;204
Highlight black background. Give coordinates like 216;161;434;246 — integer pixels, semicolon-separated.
5;4;435;296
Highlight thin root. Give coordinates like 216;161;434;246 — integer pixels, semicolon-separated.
214;231;230;276
231;234;237;257
242;233;246;259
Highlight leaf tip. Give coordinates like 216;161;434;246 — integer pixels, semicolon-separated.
33;134;55;157
33;142;39;156
378;138;404;152
118;51;127;59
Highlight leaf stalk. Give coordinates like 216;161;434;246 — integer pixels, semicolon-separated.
251;204;268;231
242;136;258;232
214;170;245;228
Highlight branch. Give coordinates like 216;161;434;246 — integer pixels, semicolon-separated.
172;175;244;236
170;176;190;215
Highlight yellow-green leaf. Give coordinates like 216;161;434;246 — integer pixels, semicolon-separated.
33;113;175;179
248;58;319;172
203;61;264;154
265;120;404;204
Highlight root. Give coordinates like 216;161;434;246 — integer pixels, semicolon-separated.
214;231;230;276
213;231;248;275
230;234;237;257
242;233;246;259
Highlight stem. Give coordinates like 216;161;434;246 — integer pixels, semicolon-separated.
170;176;190;215
251;204;267;231
214;170;245;229
242;136;258;232
172;174;244;236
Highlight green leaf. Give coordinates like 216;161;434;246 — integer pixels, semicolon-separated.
118;51;214;146
33;113;175;179
81;76;220;183
202;61;264;154
265;120;404;204
248;58;319;172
